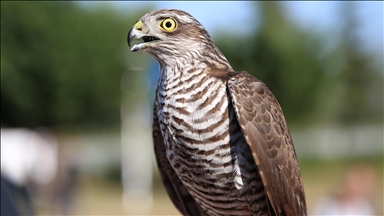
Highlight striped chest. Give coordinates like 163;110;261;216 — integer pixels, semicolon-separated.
155;70;231;167
154;67;266;215
156;77;232;172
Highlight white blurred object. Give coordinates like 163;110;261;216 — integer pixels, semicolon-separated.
313;196;375;215
121;103;154;215
312;163;377;215
1;128;58;186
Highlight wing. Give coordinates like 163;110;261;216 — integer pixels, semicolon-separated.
152;102;203;216
227;72;307;216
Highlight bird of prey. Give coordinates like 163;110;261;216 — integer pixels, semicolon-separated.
127;9;307;216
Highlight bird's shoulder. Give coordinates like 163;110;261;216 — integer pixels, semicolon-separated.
206;68;254;81
206;69;266;91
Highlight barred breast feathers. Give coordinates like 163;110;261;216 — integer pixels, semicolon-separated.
156;59;250;191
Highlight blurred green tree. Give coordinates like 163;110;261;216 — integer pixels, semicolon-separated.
216;1;383;126
1;2;151;129
216;2;327;125
335;2;383;125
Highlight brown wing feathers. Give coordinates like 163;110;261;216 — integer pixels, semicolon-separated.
227;71;307;215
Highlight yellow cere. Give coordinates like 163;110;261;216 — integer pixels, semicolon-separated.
134;20;143;30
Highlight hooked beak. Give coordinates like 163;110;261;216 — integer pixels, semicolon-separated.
127;26;146;52
127;20;160;52
127;27;135;48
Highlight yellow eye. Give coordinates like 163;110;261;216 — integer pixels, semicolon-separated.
159;18;177;32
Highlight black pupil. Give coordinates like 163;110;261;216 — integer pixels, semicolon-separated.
165;21;172;28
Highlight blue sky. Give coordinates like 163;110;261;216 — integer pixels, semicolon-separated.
77;1;383;57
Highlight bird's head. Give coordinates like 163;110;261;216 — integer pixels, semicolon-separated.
127;9;230;68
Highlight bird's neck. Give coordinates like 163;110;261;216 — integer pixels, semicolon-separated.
157;58;206;90
154;47;232;99
153;44;233;75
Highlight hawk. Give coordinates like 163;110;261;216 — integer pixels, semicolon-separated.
127;9;307;216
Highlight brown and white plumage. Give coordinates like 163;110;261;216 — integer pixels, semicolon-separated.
128;9;307;216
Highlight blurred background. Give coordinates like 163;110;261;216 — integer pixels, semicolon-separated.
1;1;382;215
